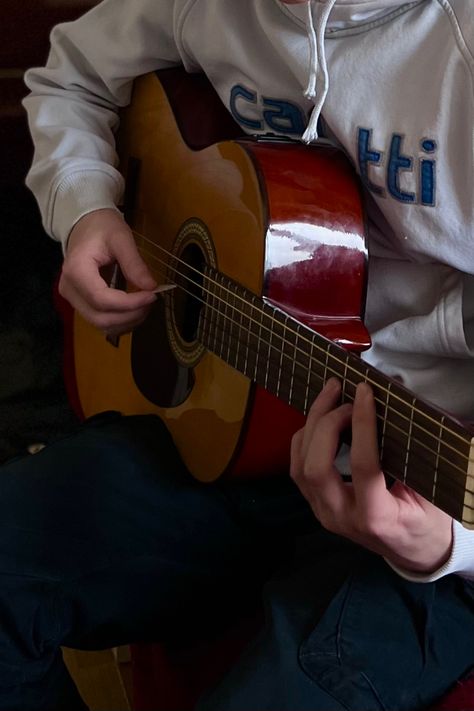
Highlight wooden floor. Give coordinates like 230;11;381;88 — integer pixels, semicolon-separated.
63;648;133;710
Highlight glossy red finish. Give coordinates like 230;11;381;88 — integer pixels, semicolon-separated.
250;141;368;332
230;140;369;479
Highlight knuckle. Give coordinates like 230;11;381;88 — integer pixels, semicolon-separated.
356;515;384;540
315;507;338;535
289;432;303;481
350;449;365;472
315;507;329;527
88;292;107;310
58;268;72;291
89;312;113;330
302;460;320;482
289;464;299;482
366;519;385;540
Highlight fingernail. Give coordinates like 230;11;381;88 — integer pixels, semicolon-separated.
356;382;372;399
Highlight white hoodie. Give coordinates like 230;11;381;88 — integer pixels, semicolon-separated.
23;0;474;580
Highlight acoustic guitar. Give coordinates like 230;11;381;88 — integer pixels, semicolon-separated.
64;68;474;529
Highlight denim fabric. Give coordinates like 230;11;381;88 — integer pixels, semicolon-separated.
0;412;473;711
200;548;474;711
0;413;314;710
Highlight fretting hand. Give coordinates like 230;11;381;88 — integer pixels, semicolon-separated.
290;378;453;575
58;208;157;336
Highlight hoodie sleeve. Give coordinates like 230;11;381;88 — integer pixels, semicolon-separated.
385;521;474;583
23;0;189;249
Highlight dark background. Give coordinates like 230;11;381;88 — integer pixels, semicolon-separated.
0;1;97;462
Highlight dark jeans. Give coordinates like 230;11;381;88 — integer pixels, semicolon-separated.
0;413;473;710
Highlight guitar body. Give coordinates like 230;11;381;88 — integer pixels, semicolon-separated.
68;69;369;482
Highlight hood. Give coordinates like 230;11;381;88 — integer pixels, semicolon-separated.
282;1;423;142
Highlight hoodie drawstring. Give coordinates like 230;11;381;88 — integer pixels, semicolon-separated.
302;0;337;143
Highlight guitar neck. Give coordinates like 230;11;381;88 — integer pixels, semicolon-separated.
197;265;474;527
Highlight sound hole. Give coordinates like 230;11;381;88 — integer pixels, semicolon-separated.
172;242;205;346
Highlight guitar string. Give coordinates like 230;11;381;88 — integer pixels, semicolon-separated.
134;237;474;474
199;308;474;507
132;230;474;459
130;253;474;510
131;243;474;492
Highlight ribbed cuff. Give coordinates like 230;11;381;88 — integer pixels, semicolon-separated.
50;169;124;252
385;520;474;583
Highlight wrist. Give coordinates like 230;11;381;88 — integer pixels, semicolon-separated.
385;519;457;582
66;207;125;254
52;170;124;252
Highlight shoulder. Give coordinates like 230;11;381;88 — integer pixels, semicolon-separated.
442;0;474;54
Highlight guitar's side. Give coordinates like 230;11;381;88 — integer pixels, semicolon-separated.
68;69;368;482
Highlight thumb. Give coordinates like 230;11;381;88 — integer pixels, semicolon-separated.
113;232;157;291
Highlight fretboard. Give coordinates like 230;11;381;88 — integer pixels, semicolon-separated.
198;266;474;527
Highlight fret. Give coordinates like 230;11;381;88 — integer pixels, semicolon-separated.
308;367;324;409
341;352;349;402
234;294;251;378
225;281;236;367
257;305;277;388
342;350;370;404
303;332;332;408
402;397;417;484
303;340;314;414
279;315;303;407
223;279;243;371
289;324;311;412
242;297;250;376
432;416;444;504
434;420;471;522
381;381;391;464
311;336;334;390
289;327;313;413
262;308;286;398
219;274;228;361
373;377;409;482
275;321;284;399
231;283;241;370
323;342;330;387
324;340;351;388
463;439;474;529
211;276;221;355
246;296;259;380
252;294;264;383
287;322;299;408
402;398;446;502
275;315;289;401
264;308;274;391
199;269;215;349
238;286;249;375
359;363;371;390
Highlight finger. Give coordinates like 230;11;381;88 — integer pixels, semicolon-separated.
81;303;152;333
350;382;388;512
61;259;157;313
290;428;304;481
303;402;353;482
298;404;352;515
101;309;149;336
59;272;155;330
113;233;157;291
303;378;342;454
